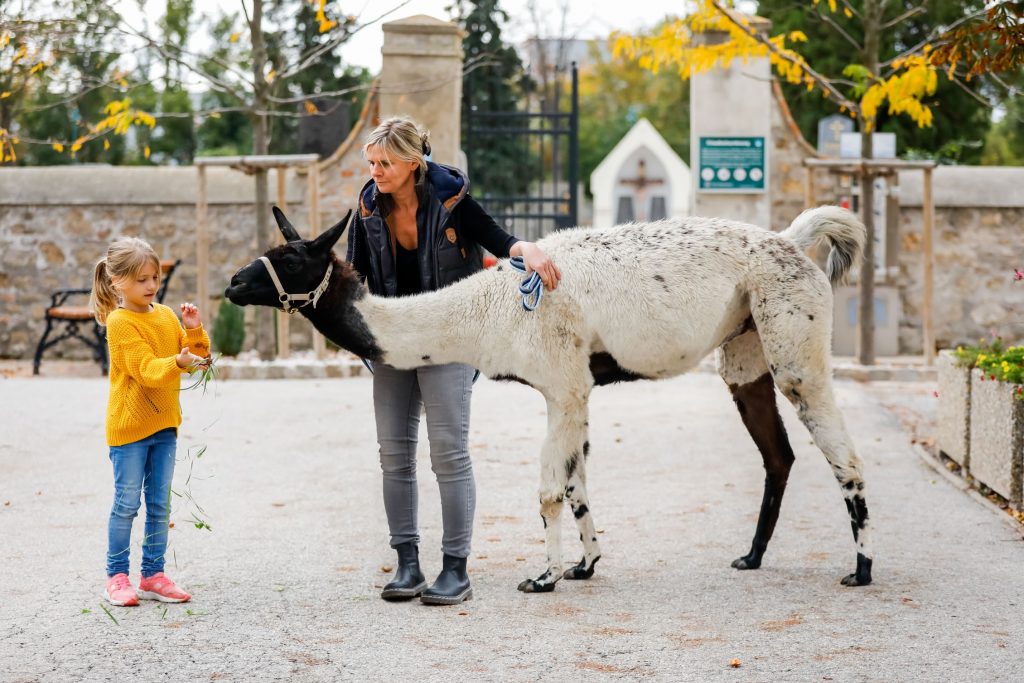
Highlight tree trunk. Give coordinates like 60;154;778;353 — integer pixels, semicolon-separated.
857;0;882;366
251;0;275;359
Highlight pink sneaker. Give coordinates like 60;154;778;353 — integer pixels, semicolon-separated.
137;572;191;603
104;573;139;606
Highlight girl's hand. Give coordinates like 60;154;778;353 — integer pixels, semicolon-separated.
176;346;205;370
513;242;562;290
181;302;202;329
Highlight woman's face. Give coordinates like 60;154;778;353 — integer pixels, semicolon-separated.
366;145;419;195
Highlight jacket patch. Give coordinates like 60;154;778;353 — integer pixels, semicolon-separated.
445;227;457;244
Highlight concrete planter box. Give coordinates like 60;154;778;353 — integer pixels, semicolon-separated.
967;369;1024;508
937;350;972;469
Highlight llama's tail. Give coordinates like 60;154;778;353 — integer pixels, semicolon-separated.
779;205;865;285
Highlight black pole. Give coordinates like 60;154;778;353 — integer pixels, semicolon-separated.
568;62;579;228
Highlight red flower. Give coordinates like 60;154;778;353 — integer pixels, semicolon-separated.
932;391;939;398
1015;268;1023;281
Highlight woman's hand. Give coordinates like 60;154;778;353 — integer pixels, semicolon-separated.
180;302;202;329
511;241;562;290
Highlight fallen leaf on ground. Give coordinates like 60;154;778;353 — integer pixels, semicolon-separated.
729;659;741;668
380;565;393;573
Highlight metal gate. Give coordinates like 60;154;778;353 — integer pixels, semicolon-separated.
463;64;579;242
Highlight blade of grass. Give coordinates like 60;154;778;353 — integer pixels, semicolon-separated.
99;603;120;626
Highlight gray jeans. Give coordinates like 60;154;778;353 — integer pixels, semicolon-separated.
372;362;476;558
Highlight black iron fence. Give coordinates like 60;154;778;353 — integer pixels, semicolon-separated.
464;64;579;242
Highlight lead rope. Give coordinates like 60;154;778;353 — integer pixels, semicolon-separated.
508;256;543;311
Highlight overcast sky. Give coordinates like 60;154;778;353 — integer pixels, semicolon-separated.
115;0;701;74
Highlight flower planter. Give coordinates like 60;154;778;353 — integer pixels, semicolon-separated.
937;351;971;470
968;369;1024;509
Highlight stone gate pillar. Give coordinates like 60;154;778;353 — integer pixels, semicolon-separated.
379;15;464;165
690;16;773;228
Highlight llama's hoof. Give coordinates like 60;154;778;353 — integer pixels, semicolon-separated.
731;555;762;570
840;553;873;586
517;578;557;593
563;555;600;580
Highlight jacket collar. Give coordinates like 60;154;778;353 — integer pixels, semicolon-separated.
359;161;469;218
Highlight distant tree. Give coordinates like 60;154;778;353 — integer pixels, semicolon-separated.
577;34;689;196
756;0;993;164
450;0;534;197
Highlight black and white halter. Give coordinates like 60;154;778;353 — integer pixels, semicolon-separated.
258;256;332;314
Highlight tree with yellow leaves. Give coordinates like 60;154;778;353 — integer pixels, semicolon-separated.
615;0;1020;363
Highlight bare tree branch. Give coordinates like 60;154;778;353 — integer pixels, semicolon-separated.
277;1;414;81
815;7;863;52
879;6;989;68
881;3;927;30
709;0;860;113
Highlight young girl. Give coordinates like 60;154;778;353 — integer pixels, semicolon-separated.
90;237;210;606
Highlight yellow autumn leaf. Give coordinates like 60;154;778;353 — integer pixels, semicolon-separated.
844;7;853;18
13;45;27;63
303;101;318;114
103;139;110;150
52;142;64;152
0;92;9;99
828;0;837;12
266;69;276;83
229;32;241;43
789;30;807;43
30;61;46;74
143;146;151;159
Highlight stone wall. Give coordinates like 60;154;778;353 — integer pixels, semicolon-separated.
0;170;311;360
894;169;1024;352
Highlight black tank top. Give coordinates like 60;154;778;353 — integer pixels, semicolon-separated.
395;242;421;296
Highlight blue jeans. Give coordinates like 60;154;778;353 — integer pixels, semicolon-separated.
106;428;177;577
373;362;476;558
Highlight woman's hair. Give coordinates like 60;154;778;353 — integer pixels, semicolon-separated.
89;237;161;324
362;116;431;214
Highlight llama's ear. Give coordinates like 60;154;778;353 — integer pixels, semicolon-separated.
272;205;302;242
311;210;352;252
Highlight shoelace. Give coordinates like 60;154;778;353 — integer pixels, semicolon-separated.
508;256;544;311
111;575;132;591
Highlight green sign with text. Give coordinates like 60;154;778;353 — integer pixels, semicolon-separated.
698;137;766;192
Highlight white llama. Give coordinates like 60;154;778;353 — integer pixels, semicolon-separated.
226;205;872;592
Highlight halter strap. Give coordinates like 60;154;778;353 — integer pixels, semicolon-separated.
258;256;333;314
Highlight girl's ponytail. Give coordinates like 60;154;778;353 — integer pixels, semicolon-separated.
89;258;118;325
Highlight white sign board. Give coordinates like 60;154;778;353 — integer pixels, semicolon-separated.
839;132;896;158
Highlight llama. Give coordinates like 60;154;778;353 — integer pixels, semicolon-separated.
226;205;873;591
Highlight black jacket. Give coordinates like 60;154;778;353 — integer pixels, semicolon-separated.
346;162;518;297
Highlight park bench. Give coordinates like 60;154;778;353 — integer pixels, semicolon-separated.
33;258;181;376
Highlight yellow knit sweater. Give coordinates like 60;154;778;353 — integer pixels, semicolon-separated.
105;303;210;447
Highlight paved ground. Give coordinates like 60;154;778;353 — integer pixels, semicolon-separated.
2;370;1022;682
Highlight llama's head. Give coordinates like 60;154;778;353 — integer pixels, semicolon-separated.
225;206;353;312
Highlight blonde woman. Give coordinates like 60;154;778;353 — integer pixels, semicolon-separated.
90;237;210;607
347;116;561;605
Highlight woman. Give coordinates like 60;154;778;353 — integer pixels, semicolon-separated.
347;116;561;605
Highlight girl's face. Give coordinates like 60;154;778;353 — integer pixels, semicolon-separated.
366;145;418;195
115;261;160;313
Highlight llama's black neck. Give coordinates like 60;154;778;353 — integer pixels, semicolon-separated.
299;258;385;362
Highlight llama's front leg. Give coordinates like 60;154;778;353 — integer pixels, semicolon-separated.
563;439;601;580
517;396;587;593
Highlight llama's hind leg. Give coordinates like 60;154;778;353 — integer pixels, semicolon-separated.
717;329;796;571
756;307;873;586
563;437;602;580
518;393;589;593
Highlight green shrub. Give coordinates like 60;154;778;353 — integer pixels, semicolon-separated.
212;298;245;356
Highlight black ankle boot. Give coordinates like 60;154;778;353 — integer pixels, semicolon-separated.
380;541;427;601
420;554;472;605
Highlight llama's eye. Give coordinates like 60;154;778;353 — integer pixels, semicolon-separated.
285;262;302;273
